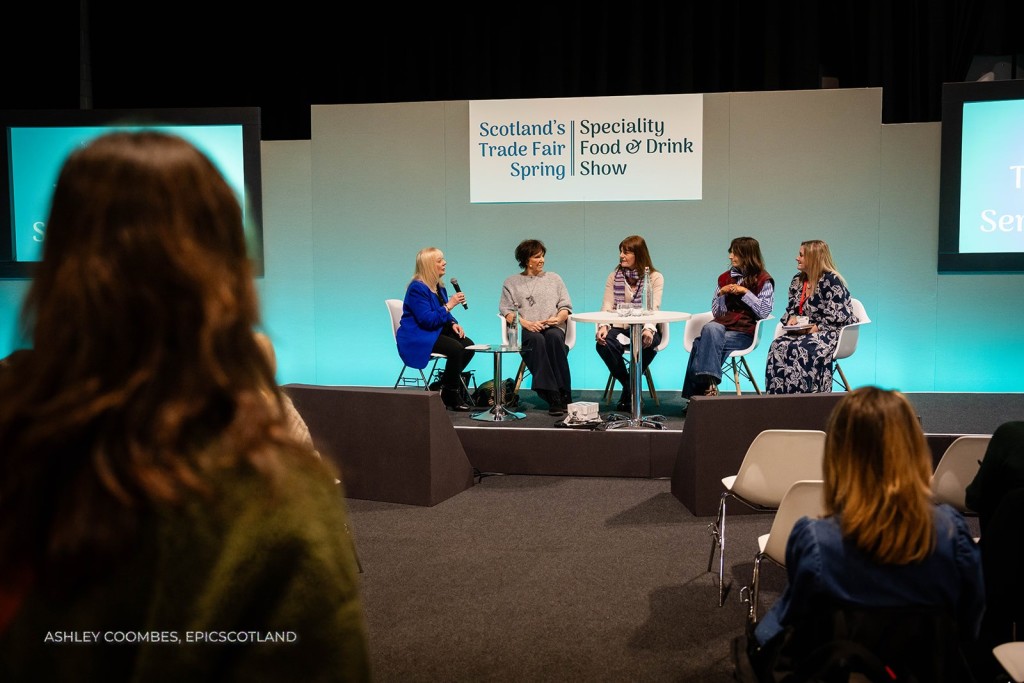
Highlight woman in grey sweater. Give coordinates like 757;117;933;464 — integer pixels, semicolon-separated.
499;239;573;415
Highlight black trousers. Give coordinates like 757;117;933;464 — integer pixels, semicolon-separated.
431;327;475;389
595;328;663;389
521;327;571;394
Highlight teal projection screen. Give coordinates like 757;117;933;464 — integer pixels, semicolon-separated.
939;80;1024;273
0;107;264;278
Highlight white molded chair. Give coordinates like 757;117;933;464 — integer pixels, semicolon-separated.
707;429;826;606
387;298;474;397
771;297;871;391
745;479;825;623
995;642;1024;683
931;434;991;514
498;313;576;397
832;297;870;391
601;321;671;406
683;311;774;395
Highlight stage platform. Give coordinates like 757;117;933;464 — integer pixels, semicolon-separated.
284;384;1024;515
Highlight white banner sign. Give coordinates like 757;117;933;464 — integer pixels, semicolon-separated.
469;94;703;203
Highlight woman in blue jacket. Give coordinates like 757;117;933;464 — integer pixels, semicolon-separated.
396;247;476;410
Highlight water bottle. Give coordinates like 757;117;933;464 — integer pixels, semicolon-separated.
642;267;652;311
507;304;520;350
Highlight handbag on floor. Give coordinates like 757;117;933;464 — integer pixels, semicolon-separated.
472;378;518;408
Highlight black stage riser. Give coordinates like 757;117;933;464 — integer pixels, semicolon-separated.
285;386;1022;517
285;384;474;507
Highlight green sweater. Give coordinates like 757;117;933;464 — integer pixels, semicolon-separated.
0;458;370;682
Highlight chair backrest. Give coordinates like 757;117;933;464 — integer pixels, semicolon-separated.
386;298;404;340
683;311;713;354
654;321;670;352
931;434;992;512
761;480;825;564
994;642;1024;683
833;297;870;362
732;429;827;507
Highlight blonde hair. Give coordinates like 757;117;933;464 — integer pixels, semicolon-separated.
823;387;936;564
412;247;444;289
799;239;846;296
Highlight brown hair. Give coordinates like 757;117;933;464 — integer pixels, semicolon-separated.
618;235;657;274
728;236;767;288
0;131;320;591
823;386;936;564
515;239;546;270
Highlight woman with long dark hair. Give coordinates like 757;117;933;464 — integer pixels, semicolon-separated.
0;132;369;680
682;236;774;399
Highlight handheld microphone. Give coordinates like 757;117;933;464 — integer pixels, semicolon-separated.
450;278;469;309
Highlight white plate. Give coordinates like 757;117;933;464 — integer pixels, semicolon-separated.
465;344;491;350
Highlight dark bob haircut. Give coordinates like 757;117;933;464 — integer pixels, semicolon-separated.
515;239;546;269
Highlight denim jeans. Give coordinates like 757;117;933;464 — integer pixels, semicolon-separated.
681;321;752;398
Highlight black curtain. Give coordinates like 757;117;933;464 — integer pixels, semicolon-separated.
5;1;1020;140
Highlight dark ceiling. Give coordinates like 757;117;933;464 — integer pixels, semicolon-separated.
3;2;1022;141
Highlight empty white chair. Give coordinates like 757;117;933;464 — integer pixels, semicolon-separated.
931;434;991;514
683;311;774;395
707;429;826;606
745;480;826;623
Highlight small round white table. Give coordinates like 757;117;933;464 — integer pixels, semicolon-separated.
572;310;692;429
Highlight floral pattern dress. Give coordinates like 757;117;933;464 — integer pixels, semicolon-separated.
765;271;856;393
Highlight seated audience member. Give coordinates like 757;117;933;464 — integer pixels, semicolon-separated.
499;239;573;416
749;387;983;679
966;420;1024;534
764;239;856;394
965;421;1024;678
0;131;370;681
682;236;773;399
594;235;664;410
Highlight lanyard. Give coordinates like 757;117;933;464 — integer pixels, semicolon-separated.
798;280;809;315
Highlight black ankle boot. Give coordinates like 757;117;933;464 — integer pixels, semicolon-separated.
441;387;471;412
616;391;630;411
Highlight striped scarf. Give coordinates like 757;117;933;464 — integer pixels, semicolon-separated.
613;268;643;304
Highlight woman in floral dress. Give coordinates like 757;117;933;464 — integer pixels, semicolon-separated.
765;240;856;393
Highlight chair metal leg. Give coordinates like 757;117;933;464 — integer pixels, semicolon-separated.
707;492;729;607
644;367;659;405
512;360;528;397
603;373;616;404
394;364;429;389
834;362;850;391
749;553;763;623
740;357;761;395
731;359;742;395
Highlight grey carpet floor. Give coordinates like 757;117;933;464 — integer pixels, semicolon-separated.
345;475;801;682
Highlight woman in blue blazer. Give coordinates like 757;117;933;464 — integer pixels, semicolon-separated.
396;247;475;410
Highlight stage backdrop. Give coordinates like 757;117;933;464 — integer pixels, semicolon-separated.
1;88;1022;393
